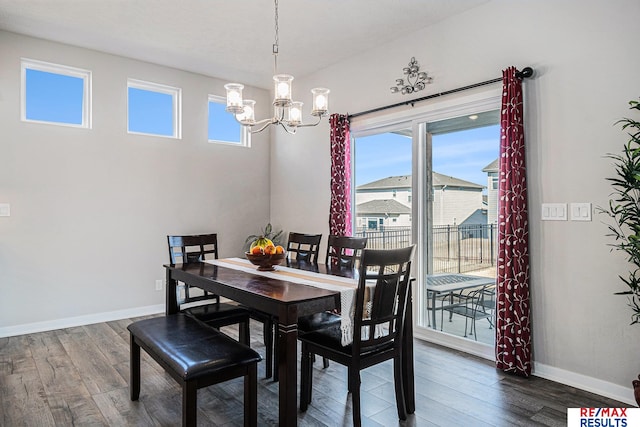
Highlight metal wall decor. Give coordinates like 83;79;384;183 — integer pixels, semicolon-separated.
390;57;432;95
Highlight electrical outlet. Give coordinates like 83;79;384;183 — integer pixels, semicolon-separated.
155;279;163;291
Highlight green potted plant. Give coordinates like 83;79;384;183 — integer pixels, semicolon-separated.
601;99;640;406
601;98;640;326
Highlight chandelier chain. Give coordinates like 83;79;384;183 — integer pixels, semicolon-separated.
273;0;279;74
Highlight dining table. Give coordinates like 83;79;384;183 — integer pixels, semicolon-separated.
164;258;415;427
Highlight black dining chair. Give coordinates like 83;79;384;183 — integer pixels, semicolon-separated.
286;232;322;263
298;235;369;369
262;232;323;380
299;245;416;427
325;234;368;269
167;234;250;345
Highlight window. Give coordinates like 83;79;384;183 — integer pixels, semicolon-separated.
208;95;250;146
127;79;181;138
492;176;499;190
21;58;91;128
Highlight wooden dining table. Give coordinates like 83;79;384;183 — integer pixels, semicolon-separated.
164;260;415;427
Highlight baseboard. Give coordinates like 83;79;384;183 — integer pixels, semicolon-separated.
533;362;636;407
414;328;636;407
0;304;165;338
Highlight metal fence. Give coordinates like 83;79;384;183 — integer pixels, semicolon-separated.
355;224;497;274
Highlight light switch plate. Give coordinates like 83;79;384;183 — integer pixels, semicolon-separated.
541;203;567;221
570;202;592;221
0;204;9;217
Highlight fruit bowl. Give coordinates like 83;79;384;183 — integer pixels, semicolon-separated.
245;251;286;271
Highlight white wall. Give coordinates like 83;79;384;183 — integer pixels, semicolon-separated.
0;31;272;333
272;0;640;403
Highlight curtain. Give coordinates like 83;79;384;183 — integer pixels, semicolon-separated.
495;66;532;376
329;114;352;237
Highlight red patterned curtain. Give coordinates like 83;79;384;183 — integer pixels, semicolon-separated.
329;114;352;237
495;67;531;376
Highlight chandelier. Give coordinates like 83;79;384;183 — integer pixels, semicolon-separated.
390;57;432;95
224;0;330;134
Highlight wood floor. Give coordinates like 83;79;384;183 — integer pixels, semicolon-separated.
0;315;627;426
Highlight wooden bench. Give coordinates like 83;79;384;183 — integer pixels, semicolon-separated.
128;314;262;427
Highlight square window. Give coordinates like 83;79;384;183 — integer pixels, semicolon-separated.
208;95;250;147
21;58;91;128
127;79;181;138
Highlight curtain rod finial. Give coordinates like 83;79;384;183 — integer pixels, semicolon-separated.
516;67;534;79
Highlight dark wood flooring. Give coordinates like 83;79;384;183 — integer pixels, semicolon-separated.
0;315;627;426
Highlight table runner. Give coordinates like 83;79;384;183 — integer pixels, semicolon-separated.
205;258;360;345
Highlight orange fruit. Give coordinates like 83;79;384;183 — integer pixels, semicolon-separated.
275;245;284;254
251;245;263;255
264;244;276;255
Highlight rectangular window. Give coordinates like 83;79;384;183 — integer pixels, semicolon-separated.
127;79;181;138
208;95;250;147
21;58;91;128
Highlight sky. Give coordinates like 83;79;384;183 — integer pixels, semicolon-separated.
354;125;500;188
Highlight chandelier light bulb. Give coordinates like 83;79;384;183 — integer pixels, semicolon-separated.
288;101;303;126
224;83;244;113
273;74;293;106
277;83;289;97
311;88;330;116
237;99;256;125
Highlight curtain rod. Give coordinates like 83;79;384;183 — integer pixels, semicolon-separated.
348;66;534;120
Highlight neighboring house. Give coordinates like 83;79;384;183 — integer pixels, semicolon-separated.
482;158;499;224
355;198;411;230
459;208;490;238
356;175;413;208
356;174;485;228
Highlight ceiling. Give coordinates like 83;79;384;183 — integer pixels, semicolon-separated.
0;0;488;89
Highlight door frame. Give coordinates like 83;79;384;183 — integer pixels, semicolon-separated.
350;84;501;360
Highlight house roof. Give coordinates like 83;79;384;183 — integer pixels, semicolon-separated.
357;173;484;191
356;199;412;215
482;158;499;172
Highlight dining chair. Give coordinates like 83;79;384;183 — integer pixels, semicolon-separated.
325;234;368;268
262;232;323;381
299;235;369;369
285;232;322;263
298;245;416;427
167;234;250;345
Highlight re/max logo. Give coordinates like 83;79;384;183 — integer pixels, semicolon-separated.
580;408;628;417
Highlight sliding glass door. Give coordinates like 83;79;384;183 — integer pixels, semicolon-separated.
351;90;501;358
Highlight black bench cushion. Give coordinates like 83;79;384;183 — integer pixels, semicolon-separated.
127;314;261;381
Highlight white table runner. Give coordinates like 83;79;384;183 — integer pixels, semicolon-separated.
205;258;359;345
